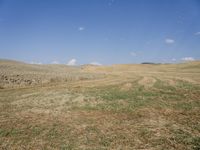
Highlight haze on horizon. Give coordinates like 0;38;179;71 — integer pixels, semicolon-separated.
0;0;200;65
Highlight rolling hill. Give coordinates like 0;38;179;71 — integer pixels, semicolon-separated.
0;59;200;149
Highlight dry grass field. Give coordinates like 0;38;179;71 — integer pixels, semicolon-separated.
0;59;200;149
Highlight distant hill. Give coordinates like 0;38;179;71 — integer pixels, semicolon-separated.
0;59;104;88
0;59;200;89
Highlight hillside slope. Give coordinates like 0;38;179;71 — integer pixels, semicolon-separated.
0;59;200;149
1;59;200;89
0;60;104;88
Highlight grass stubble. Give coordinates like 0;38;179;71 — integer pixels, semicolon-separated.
0;60;200;149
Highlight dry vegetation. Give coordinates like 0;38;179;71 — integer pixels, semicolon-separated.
0;59;200;149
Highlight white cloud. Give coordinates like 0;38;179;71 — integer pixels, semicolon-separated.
67;59;77;66
130;52;136;56
30;61;42;65
108;0;115;5
195;32;200;35
165;38;175;44
172;58;177;61
90;62;102;66
51;61;59;64
78;27;85;31
181;57;195;61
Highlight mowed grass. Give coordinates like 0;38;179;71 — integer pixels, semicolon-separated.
0;78;200;149
0;62;200;149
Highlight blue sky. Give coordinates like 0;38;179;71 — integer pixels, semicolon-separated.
0;0;200;65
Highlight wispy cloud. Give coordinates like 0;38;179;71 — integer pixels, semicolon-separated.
108;0;115;6
78;27;85;31
67;58;77;66
171;58;176;62
51;60;59;64
165;38;175;44
130;52;136;56
181;57;195;61
30;61;42;65
195;32;200;35
90;62;102;66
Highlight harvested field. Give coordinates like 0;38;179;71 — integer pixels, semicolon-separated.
0;60;200;149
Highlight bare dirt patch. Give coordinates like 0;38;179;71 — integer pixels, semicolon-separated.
138;76;156;88
120;82;132;91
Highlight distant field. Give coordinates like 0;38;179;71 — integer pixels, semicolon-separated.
0;60;200;149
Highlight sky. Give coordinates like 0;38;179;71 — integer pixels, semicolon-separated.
0;0;200;65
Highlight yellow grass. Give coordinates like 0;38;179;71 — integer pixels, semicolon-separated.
0;60;200;149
